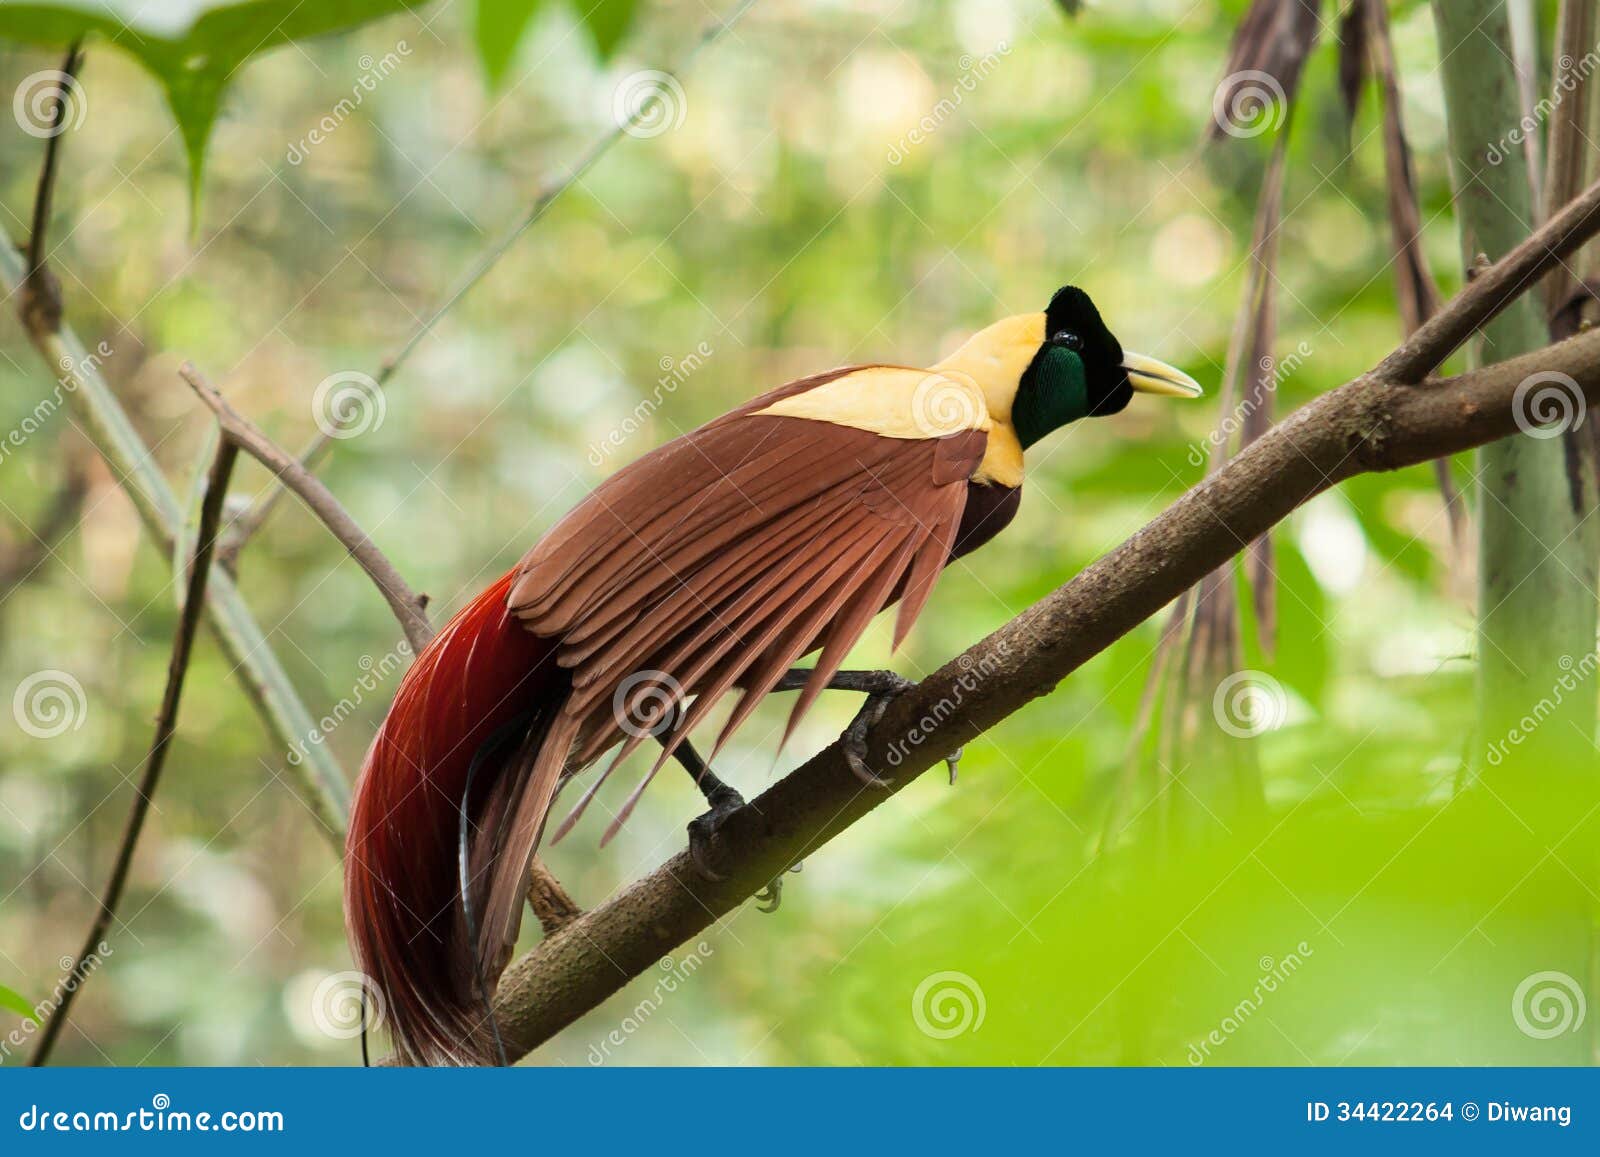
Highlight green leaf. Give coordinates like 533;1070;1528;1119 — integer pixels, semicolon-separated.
0;1;428;216
0;983;38;1026
474;0;544;91
577;0;638;60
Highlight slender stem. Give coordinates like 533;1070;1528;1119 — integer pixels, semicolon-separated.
29;437;239;1066
223;0;764;558
179;364;435;655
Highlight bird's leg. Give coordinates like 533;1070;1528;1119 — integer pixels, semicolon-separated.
661;734;745;884
773;668;963;787
662;735;798;909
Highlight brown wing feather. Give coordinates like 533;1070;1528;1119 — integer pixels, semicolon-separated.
509;396;986;842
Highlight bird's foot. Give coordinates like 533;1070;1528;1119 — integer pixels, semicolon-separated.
687;783;745;882
754;861;804;914
841;676;915;787
944;746;964;785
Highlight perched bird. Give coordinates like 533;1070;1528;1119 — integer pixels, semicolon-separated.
344;286;1200;1065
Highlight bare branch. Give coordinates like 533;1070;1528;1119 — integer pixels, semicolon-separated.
0;453;87;597
29;436;239;1066
178;363;435;655
222;0;764;559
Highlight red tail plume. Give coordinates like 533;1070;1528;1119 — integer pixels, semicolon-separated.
344;568;561;1065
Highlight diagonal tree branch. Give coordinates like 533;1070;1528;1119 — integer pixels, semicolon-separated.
29;434;239;1066
476;176;1600;1065
179;364;435;655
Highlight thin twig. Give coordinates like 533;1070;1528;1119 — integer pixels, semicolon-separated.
221;0;764;562
29;436;239;1066
178;363;435;655
20;40;84;336
527;859;583;936
1377;174;1600;383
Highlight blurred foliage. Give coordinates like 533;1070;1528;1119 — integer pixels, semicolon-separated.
0;0;1595;1067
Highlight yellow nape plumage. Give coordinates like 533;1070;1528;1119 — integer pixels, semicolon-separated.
753;311;1048;488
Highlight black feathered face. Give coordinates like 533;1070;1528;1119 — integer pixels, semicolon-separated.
1011;286;1201;449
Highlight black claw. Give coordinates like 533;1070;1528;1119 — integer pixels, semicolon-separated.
687;784;744;882
841;690;898;787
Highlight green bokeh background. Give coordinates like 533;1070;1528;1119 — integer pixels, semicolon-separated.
1;0;1596;1066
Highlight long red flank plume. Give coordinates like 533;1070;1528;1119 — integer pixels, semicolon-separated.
344;568;560;1065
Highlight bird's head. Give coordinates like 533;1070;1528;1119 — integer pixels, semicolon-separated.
936;285;1203;450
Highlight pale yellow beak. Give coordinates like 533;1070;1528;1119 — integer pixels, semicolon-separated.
1122;351;1203;398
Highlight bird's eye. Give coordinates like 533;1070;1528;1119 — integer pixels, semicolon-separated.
1052;330;1083;351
